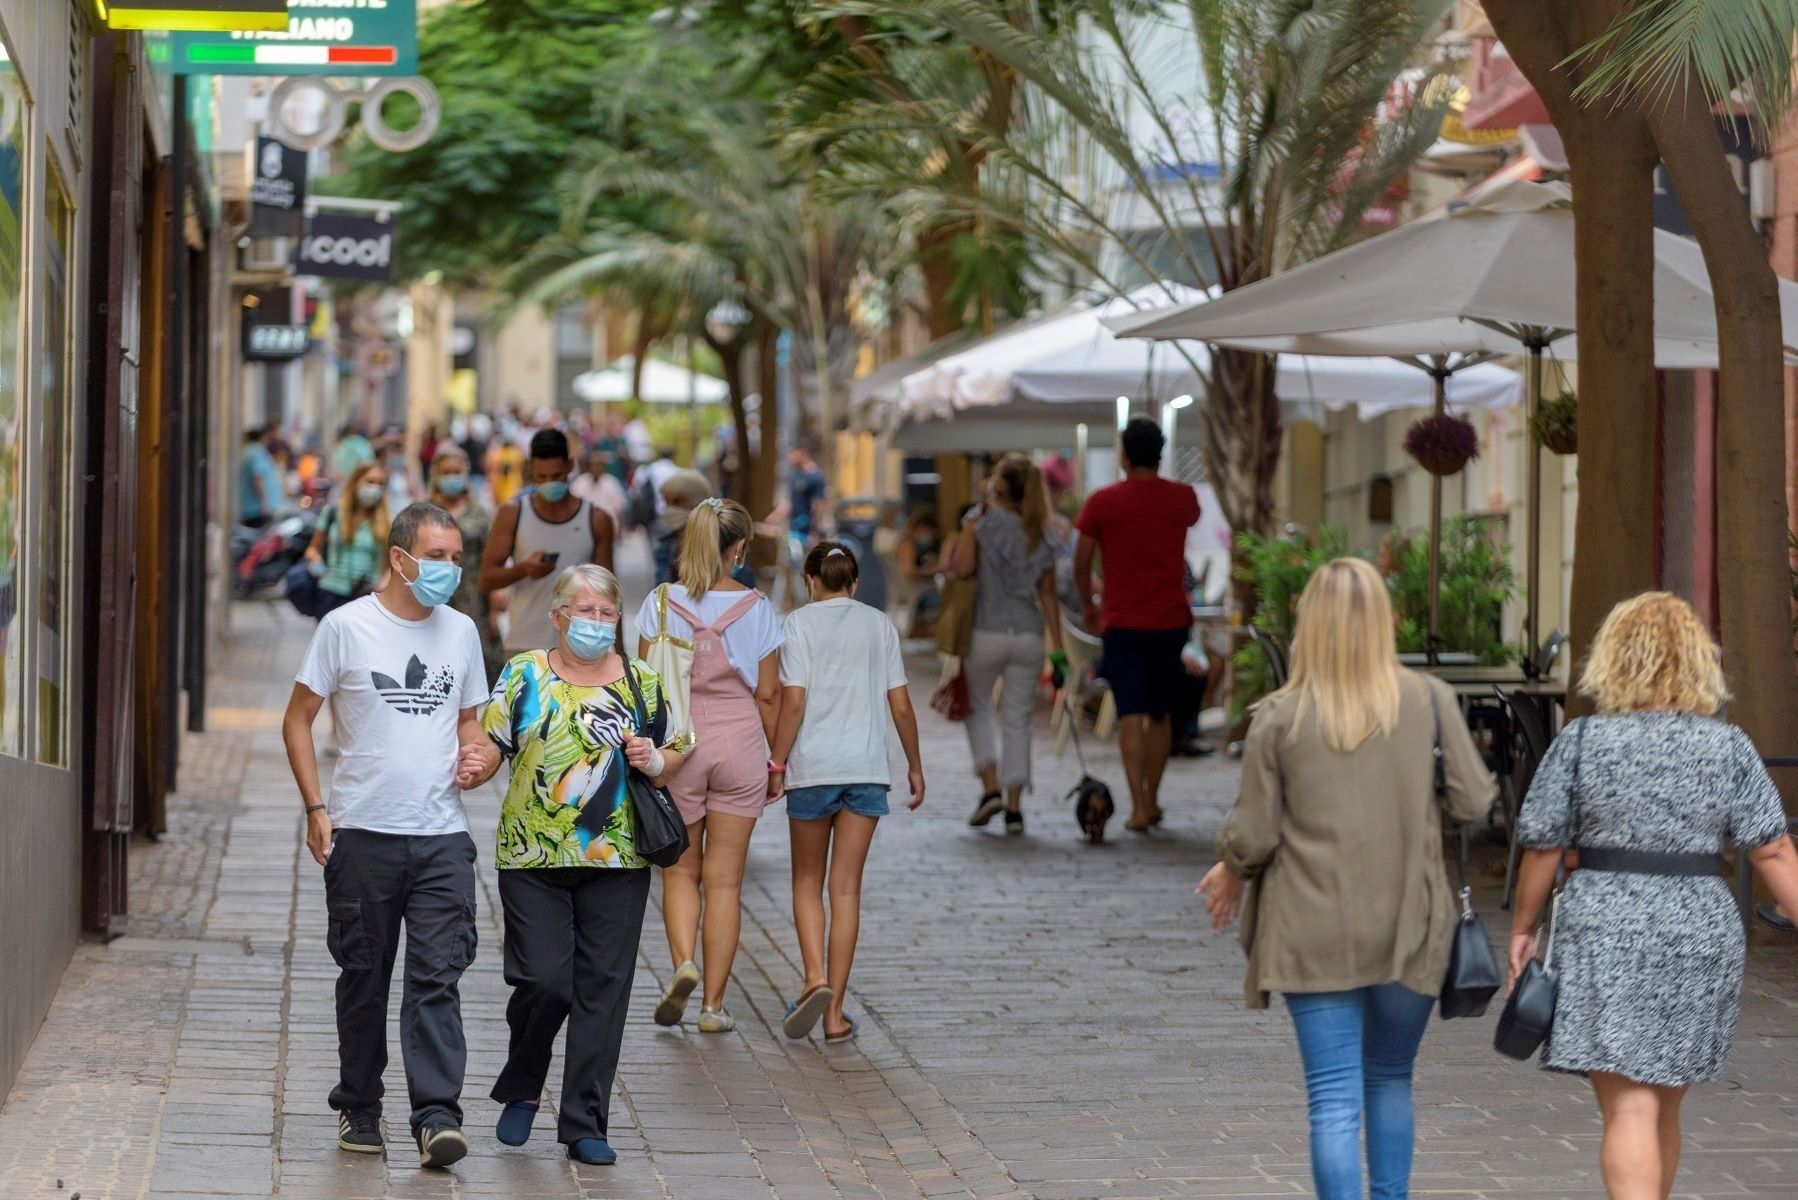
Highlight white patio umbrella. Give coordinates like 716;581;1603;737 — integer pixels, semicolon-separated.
900;283;1520;422
572;356;730;406
1106;181;1798;663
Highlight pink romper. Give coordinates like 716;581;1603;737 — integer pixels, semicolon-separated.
666;590;771;824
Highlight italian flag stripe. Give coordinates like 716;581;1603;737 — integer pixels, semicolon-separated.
184;44;399;66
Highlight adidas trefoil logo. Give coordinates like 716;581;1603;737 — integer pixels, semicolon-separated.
370;655;456;715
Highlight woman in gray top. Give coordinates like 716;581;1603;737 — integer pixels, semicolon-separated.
1512;592;1798;1200
951;455;1066;835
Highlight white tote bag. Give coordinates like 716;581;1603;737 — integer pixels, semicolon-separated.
643;584;695;746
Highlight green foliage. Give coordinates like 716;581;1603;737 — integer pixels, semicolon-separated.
1229;527;1356;718
1228;516;1520;717
1531;389;1578;451
329;0;675;285
1387;515;1519;665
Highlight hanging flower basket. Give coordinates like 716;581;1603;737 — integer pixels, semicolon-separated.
1404;413;1480;476
1532;390;1578;455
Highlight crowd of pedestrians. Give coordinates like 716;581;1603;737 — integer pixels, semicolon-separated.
268;408;1798;1198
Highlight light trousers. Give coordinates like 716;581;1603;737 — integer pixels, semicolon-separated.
962;628;1043;791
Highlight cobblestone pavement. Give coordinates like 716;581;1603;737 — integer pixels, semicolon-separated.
2;555;1795;1199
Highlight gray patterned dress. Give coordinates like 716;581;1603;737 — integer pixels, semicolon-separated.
1517;713;1788;1085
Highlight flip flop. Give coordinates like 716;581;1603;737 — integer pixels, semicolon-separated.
782;984;834;1039
823;1014;859;1044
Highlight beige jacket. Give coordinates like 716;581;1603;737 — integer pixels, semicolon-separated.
1218;670;1497;1009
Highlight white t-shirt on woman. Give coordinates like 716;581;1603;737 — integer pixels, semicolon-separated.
780;598;907;788
632;583;783;690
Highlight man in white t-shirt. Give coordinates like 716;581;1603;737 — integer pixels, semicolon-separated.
282;502;499;1171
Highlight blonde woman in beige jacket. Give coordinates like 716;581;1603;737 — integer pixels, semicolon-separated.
1200;558;1496;1200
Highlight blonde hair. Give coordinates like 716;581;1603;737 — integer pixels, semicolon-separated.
994;454;1047;551
1276;557;1401;753
1580;591;1727;715
339;460;392;545
678;497;752;601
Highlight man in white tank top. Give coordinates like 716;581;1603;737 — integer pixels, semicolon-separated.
479;427;615;656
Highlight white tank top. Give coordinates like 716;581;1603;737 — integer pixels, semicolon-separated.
504;497;596;653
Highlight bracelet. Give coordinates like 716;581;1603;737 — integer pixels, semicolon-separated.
304;804;326;816
767;760;787;774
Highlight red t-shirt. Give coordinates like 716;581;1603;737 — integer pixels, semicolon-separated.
1074;475;1200;631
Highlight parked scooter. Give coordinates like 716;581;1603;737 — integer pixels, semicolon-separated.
232;507;319;600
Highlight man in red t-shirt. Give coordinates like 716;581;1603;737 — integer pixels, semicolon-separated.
1074;417;1200;830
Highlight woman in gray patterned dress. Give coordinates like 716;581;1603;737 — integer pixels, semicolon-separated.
1511;592;1798;1200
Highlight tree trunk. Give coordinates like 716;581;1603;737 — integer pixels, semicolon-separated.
918;221;971;339
1483;0;1659;715
1201;346;1281;538
705;326;753;505
750;319;780;521
1649;96;1798;810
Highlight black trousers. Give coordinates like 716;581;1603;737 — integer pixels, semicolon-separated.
324;829;478;1133
491;867;651;1144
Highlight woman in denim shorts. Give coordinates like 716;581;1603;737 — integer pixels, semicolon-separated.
768;542;925;1043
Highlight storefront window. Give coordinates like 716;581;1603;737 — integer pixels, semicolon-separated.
0;43;26;760
35;174;72;766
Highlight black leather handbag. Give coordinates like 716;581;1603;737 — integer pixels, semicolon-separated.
1433;694;1503;1019
1494;889;1560;1059
621;659;691;869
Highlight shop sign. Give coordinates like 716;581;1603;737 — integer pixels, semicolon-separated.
293;213;395;282
168;0;417;76
248;136;307;236
105;1;288;33
244;322;310;361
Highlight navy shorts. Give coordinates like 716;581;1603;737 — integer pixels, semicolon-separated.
1100;626;1191;719
785;784;890;821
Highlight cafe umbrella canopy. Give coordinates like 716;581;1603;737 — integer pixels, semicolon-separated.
1105;181;1798;666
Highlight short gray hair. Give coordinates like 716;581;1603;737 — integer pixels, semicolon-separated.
389;501;460;552
551;563;622;611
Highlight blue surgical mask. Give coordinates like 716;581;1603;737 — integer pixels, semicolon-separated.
401;549;461;607
564;616;616;661
437;474;468;497
538;480;570;502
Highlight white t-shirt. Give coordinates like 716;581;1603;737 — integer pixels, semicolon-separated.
295;595;489;836
780;598;906;788
632;584;783;690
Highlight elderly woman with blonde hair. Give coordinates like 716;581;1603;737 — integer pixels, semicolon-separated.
1510;591;1798;1200
470;564;686;1166
1199;557;1496;1200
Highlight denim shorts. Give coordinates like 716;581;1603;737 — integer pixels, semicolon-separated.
785;783;890;821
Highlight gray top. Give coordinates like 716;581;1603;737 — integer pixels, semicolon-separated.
972;506;1057;635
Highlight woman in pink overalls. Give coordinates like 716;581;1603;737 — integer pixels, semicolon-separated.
633;498;784;1032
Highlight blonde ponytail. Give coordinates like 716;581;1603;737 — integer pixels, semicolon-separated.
678;497;752;600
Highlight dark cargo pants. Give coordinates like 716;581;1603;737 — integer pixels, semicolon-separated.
323;829;478;1133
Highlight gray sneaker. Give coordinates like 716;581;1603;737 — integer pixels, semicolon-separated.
655;960;701;1026
697;1006;736;1033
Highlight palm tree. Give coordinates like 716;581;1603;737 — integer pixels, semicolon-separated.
803;0;1452;539
1483;0;1798;788
507;91;907;508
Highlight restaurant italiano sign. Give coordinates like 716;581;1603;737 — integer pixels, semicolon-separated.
167;0;417;76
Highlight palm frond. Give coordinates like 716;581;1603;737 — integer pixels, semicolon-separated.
1571;0;1798;143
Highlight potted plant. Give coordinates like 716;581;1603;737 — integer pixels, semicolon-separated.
1532;389;1578;454
1403;413;1480;476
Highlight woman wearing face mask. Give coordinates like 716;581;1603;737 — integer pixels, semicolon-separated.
304;460;392;619
430;448;503;685
470;565;686;1166
653;469;714;587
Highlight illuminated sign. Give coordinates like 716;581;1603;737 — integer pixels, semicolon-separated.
105;1;288;33
168;0;416;76
245;323;310;361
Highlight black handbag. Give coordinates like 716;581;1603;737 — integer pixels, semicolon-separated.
1432;693;1503;1019
1494;891;1560;1059
1495;719;1583;1059
621;658;690;869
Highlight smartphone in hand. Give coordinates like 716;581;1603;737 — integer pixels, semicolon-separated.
543;552;561;567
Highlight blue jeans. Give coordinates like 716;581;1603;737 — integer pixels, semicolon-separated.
1283;984;1435;1200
